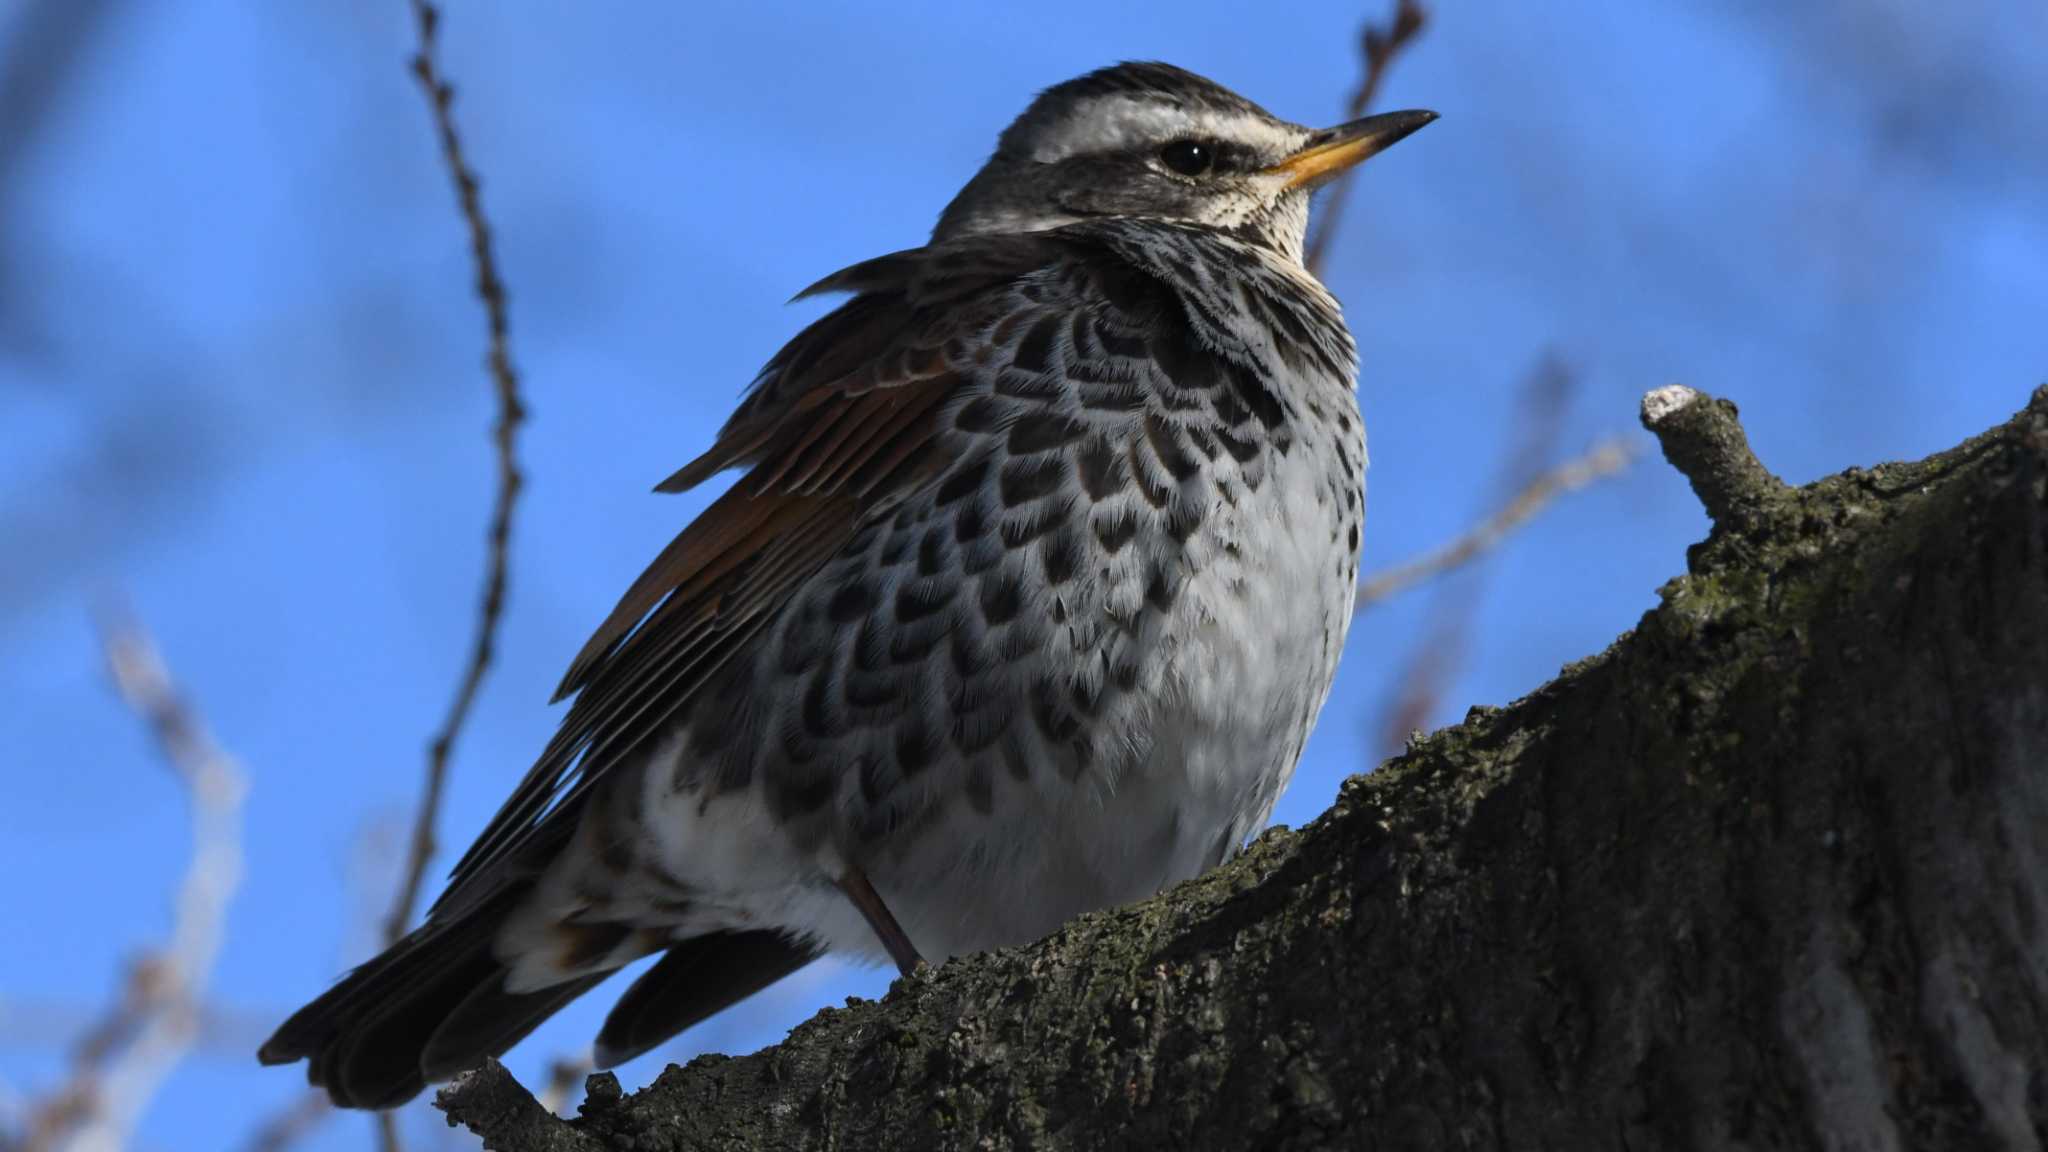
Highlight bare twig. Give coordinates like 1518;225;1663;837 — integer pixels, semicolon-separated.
16;962;156;1151
1302;0;1428;276
20;610;247;1152
436;1061;602;1152
0;0;119;350
0;0;117;196
1367;357;1633;753
384;0;527;952
1354;438;1635;608
1;1076;23;1148
0;995;285;1056
377;4;529;1148
236;1091;330;1152
536;1055;594;1116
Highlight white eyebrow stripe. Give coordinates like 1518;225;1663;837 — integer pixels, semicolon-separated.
1027;100;1303;164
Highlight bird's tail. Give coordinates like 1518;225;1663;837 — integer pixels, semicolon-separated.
259;879;821;1109
257;882;611;1109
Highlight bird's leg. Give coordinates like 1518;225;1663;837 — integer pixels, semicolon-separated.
836;865;926;976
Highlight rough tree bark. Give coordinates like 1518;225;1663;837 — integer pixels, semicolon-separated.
439;386;2048;1151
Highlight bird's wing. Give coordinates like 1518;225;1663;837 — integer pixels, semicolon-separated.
429;229;1156;912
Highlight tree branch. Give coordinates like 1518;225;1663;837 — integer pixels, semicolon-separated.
21;611;247;1152
437;385;2048;1150
384;0;529;951
1364;353;1623;754
534;1056;594;1118
235;1090;329;1152
1302;0;1429;276
1639;383;1787;529
380;4;529;1148
1354;437;1634;608
0;0;120;351
437;1063;602;1152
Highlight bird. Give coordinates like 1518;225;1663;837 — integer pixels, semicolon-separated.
260;60;1433;1109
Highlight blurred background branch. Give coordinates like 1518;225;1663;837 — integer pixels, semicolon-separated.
1303;0;1427;276
0;1001;286;1058
15;610;245;1152
1355;437;1634;609
383;0;529;952
0;0;120;354
372;4;533;1149
1369;354;1630;754
237;1091;330;1152
533;1057;592;1118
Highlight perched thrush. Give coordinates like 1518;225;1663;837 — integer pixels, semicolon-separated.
262;61;1433;1108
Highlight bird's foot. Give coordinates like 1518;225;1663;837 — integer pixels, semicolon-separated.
835;865;927;976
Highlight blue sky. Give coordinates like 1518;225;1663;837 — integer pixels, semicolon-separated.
3;2;2043;1148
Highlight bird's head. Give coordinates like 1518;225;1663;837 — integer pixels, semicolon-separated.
933;61;1434;264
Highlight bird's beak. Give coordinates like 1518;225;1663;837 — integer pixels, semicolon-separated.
1266;109;1438;191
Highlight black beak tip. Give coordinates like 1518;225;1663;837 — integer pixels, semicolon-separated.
1310;108;1440;153
1380;108;1439;140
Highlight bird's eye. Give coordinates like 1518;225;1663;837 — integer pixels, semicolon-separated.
1159;139;1214;177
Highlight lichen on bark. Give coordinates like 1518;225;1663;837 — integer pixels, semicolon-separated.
441;386;2048;1152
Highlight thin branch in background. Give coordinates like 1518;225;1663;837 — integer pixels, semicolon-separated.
15;960;158;1152
380;2;529;1147
385;0;528;949
0;996;296;1057
0;0;119;204
236;1091;330;1152
535;1055;593;1116
1354;439;1635;608
0;1076;22;1146
17;608;247;1152
1302;0;1428;277
1368;355;1629;754
0;0;120;352
209;834;418;1151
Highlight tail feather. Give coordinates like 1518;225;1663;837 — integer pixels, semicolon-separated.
593;930;820;1069
261;885;821;1109
259;885;610;1110
418;969;605;1084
